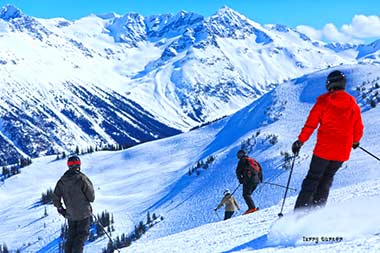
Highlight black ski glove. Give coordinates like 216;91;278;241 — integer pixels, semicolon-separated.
57;206;66;217
292;140;303;155
214;208;217;212
352;142;360;149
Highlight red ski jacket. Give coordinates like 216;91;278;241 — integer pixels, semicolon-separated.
298;90;364;162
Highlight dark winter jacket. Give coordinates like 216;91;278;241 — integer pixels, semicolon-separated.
236;155;261;185
298;90;364;161
53;168;95;221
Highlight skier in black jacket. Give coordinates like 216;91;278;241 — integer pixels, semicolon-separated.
235;150;260;214
53;155;95;253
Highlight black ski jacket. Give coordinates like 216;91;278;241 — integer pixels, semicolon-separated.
53;169;95;221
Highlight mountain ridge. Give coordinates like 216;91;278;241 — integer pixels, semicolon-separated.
0;4;379;164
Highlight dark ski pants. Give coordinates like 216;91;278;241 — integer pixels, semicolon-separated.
294;155;342;209
243;183;258;210
224;211;234;220
65;217;91;253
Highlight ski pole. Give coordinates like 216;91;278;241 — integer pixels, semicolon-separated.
214;209;222;220
92;214;121;253
278;155;297;218
262;181;297;191
230;184;241;196
359;146;380;162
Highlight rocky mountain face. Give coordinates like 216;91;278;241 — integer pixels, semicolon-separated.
0;4;378;164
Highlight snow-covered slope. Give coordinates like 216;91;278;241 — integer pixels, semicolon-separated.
124;179;380;253
1;63;380;252
357;39;380;62
1;4;379;165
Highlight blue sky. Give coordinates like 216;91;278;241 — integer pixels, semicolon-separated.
2;0;380;43
2;0;378;27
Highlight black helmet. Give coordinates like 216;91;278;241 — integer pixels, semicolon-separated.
237;150;246;159
223;189;230;196
67;155;81;169
326;70;346;91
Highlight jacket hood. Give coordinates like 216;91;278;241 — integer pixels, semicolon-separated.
326;90;355;111
61;169;81;182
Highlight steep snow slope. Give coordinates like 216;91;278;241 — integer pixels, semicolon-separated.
1;63;380;252
134;63;380;243
124;179;380;253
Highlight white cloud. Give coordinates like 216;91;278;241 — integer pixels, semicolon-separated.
341;15;380;38
296;14;380;43
296;25;322;40
322;23;355;43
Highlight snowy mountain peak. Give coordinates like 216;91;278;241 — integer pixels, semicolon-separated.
107;12;147;44
215;5;246;20
208;6;272;42
325;42;358;52
0;4;23;21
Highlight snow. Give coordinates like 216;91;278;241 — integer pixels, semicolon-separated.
0;4;375;136
1;63;380;253
124;179;380;253
0;4;380;253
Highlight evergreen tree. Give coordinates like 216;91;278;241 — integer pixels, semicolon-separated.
147;211;151;224
106;239;113;253
2;244;8;253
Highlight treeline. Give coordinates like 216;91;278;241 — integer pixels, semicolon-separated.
189;115;228;131
356;77;380;108
41;188;54;205
0;157;32;182
102;212;163;253
58;210;116;253
55;143;132;160
240;131;260;153
0;243;21;253
280;151;293;170
188;155;216;176
57;210;163;252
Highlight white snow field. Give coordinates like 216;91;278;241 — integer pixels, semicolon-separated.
1;63;380;252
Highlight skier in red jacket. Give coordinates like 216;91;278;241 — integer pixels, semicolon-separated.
292;70;364;209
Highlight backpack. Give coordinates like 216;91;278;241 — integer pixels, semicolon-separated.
245;157;263;183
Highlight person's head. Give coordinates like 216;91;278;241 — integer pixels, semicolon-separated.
223;189;230;196
67;155;81;170
326;70;346;91
237;150;246;159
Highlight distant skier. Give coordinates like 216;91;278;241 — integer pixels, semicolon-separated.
236;150;262;214
214;189;240;220
53;155;95;253
292;70;364;210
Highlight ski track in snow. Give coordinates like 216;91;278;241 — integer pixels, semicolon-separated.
124;179;380;253
0;42;379;252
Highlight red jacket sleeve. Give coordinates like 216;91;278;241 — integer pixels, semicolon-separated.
298;96;325;143
353;103;364;143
